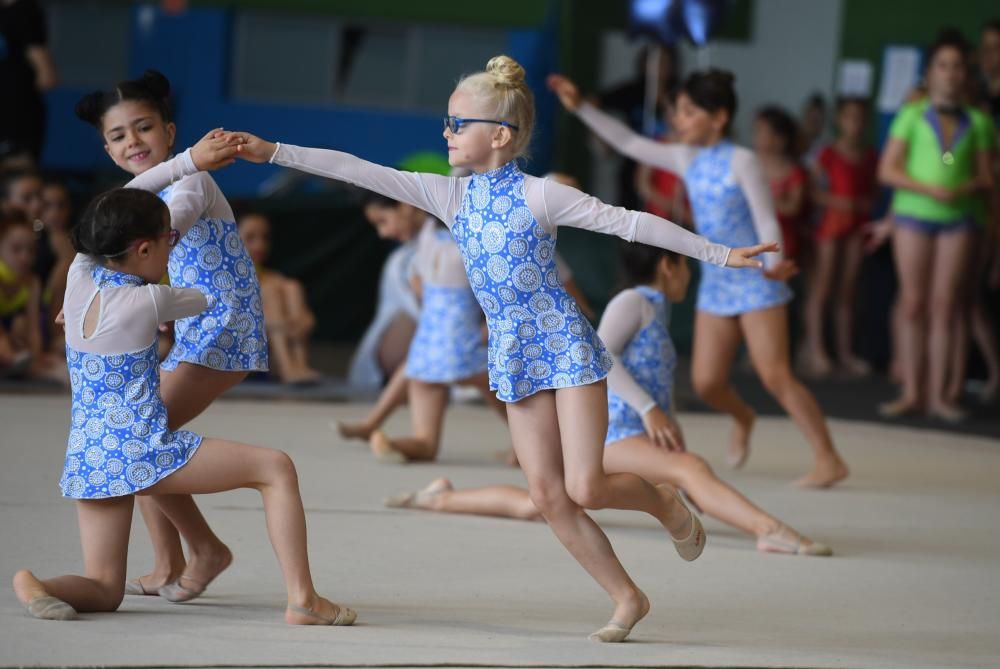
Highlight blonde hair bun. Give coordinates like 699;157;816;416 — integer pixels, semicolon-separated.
456;54;535;158
486;55;526;89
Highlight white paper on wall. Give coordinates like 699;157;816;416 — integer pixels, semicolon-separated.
837;60;873;97
877;46;922;112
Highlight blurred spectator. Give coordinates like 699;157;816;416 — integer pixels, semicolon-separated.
798;92;829;166
753;106;808;264
237;211;321;385
39;180;73;353
0;0;56;162
877;31;995;421
0;165;54;279
977;19;1000;122
0;210;60;379
635;92;692;230
804;97;878;378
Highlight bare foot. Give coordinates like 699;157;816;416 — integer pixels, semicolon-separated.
285;595;357;626
334;420;374;441
159;543;232;603
878;396;922;418
979;383;998;405
801;351;834;378
369;430;407;464
927;402;967;424
284;367;322;385
794;458;849;489
727;409;755;469
839;355;871;378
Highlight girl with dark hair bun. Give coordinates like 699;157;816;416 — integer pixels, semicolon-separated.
877;30;996;422
75;71;265;603
550;70;848;489
13;183;356;627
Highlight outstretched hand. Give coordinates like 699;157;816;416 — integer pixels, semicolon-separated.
190;128;245;171
725;242;780;269
228;132;279;164
546;74;582;111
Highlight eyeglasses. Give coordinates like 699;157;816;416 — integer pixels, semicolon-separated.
443;115;520;134
104;229;180;258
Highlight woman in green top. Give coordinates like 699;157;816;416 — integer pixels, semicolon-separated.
878;33;996;422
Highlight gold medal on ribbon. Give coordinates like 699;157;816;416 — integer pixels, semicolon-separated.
942;151;955;165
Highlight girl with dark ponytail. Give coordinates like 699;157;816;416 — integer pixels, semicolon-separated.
75;71;266;603
550;69;848;489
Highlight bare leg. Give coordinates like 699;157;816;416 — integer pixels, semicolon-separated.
262;279;306;383
127;364;245;595
337;363;410;441
834;233;871;375
390;478;542;520
377;314;416;378
369;379;448;462
926;230;974;420
883;227;933;414
142;438;353;625
803;239;838;376
506;389;649;637
740;305;848;488
462;372;516;464
13;497;133;614
969;298;1000;402
282;281;320;380
602;436;828;553
131;497;186;592
691;311;755;468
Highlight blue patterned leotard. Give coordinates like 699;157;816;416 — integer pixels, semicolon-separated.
124;151;268;373
451;162;613;401
406;225;489;383
605;286;677;445
60;257;209;499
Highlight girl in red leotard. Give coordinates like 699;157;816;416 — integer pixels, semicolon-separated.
804;97;878;377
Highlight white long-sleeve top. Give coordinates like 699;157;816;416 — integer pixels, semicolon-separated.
576;102;784;267
596;288;662;414
270;144;732;267
64;254;208;355
122;150;235;232
412;218;468;288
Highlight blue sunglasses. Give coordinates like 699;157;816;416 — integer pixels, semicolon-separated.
443;115;520;134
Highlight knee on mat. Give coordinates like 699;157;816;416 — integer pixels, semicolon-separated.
94;581;126;612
